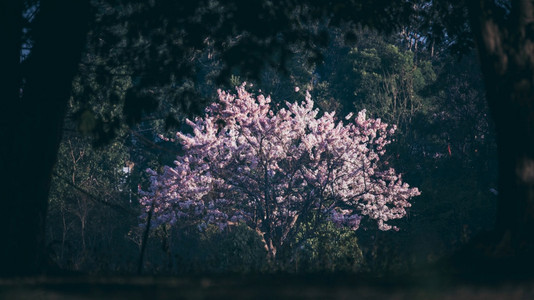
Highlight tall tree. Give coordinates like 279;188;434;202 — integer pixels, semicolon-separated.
0;0;90;275
463;1;534;267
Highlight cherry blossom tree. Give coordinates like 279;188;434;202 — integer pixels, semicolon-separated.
141;83;420;260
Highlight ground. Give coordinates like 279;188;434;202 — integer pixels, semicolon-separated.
1;273;534;300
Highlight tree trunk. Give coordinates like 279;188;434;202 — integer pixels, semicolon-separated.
467;0;534;264
0;0;90;276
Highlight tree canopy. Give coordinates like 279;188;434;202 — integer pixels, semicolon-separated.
141;84;419;261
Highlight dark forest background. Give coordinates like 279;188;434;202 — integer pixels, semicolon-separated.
4;0;534;280
44;3;496;276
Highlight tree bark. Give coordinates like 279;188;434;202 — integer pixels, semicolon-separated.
0;0;90;276
467;0;534;262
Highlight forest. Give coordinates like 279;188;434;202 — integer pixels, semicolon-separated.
45;28;494;275
2;0;534;298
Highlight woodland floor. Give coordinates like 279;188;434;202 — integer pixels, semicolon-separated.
1;272;534;300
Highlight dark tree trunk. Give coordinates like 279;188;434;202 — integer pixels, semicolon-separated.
466;0;534;265
0;0;90;276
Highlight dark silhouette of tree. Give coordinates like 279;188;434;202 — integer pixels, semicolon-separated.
0;0;90;276
462;0;534;271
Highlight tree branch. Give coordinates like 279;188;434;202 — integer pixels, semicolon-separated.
52;171;136;216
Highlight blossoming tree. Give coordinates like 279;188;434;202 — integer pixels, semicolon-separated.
141;84;420;259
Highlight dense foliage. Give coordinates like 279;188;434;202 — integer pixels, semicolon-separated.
44;25;497;274
35;0;505;276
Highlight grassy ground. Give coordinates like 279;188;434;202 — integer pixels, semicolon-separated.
1;273;534;300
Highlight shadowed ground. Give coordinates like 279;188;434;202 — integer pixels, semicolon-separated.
1;273;534;300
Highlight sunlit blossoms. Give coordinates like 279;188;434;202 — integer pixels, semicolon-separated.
140;83;420;258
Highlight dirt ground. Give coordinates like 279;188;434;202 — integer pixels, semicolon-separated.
1;273;534;300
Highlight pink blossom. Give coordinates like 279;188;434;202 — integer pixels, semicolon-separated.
140;83;420;257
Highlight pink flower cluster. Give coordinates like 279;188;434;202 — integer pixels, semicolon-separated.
140;83;420;247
